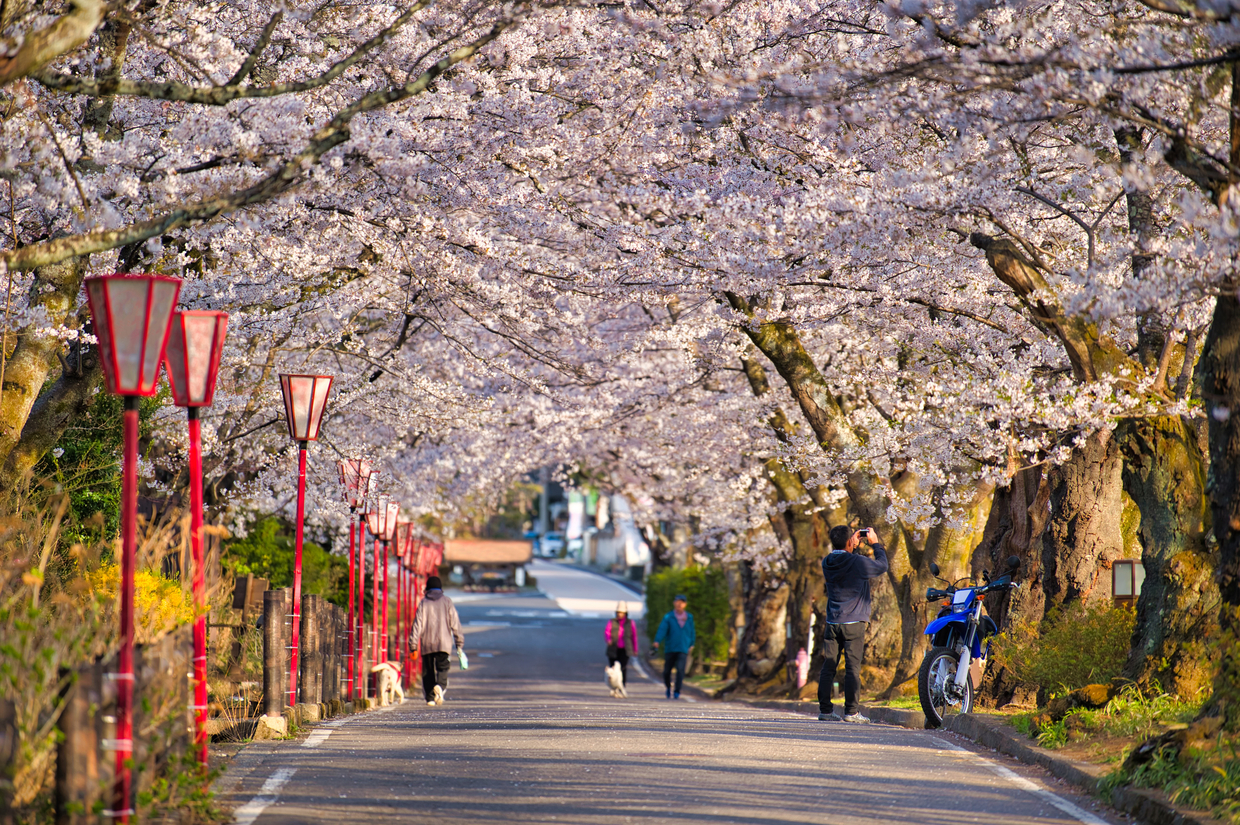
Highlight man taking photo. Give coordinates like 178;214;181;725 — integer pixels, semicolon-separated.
818;525;888;723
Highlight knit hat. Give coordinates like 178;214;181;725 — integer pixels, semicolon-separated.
615;602;628;614
426;575;442;590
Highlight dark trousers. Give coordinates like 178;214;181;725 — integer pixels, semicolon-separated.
608;648;630;685
421;651;451;700
663;651;687;696
818;622;866;715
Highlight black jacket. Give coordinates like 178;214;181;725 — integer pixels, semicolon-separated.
821;544;889;624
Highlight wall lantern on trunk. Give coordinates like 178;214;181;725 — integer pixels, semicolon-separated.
278;373;333;705
162;309;228;771
84;273;182;824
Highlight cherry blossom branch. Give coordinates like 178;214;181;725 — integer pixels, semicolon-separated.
0;0;105;88
4;7;525;271
226;9;284;86
33;0;432;105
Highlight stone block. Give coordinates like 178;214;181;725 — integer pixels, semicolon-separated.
296;702;321;723
253;715;287;740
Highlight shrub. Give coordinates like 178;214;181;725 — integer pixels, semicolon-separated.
991;601;1135;696
645;565;729;661
222;515;348;607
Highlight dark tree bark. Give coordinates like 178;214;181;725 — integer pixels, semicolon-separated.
1198;288;1240;729
1042;429;1127;609
0;344;101;488
1117;416;1218;696
0;255;88;473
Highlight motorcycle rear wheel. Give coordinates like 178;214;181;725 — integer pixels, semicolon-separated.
918;645;973;729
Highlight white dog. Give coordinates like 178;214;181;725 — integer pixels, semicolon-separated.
605;661;627;698
371;661;405;706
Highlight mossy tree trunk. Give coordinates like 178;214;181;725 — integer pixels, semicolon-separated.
1117;416;1218;696
1198;287;1240;729
741;352;829;696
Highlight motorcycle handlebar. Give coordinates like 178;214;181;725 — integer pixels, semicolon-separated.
924;579;1017;602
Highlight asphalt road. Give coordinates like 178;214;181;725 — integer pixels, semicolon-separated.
220;564;1126;825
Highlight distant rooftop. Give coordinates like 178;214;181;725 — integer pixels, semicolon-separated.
444;539;532;564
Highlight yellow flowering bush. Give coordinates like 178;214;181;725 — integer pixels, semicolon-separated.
86;563;196;642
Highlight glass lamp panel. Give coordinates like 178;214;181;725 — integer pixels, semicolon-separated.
280;375;313;439
106;278;150;392
1113;561;1133;597
140;280;180;393
183;313;222;403
367;495;389;535
305;376;332;439
85;280;118;392
383;502;400;540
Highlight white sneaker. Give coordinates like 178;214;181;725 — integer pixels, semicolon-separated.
433;685;444;706
843;712;871;723
426;700;435;706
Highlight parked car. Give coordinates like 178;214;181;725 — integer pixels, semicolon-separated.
540;532;565;558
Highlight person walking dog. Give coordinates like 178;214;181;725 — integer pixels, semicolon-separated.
818;526;889;723
409;575;465;706
605;602;639;686
653;594;695;699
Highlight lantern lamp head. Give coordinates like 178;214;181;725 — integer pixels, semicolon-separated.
338;459;375;510
163;310;228;407
278;373;333;441
85;274;182;397
367;494;400;540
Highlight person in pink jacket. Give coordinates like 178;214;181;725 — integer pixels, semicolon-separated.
604;603;639;686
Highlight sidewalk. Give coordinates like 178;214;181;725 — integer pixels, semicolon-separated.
716;693;1226;825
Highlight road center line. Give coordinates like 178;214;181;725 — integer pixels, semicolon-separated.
232;767;297;825
931;736;1110;825
302;718;346;748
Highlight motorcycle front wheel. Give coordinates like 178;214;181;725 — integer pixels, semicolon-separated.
918;646;973;729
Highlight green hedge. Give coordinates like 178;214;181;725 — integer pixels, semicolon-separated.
645;565;729;661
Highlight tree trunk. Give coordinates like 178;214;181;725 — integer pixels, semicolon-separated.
1042;428;1126;609
972;464;1051;706
0;344;101;488
1117;417;1218;697
734;561;789;692
1197;288;1240;730
0;256;88;469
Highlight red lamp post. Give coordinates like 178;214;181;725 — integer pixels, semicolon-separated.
365;497;399;665
337;459;376;700
277;373;333;705
394;521;414;683
162;310;228;771
84;274;182;824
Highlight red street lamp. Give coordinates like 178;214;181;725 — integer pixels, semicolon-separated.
366;496;399;665
84;274;181;824
338;459;376;700
162;310;228;771
278;373;333;705
394;521;415;685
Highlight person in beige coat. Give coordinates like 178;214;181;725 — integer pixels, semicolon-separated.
409;576;465;706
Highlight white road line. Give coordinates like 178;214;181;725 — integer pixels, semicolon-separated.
931;736;1110;825
232;767;297;825
302;718;345;748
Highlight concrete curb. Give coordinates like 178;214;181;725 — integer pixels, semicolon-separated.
714;695;1224;825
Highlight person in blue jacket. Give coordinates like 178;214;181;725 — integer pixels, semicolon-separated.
653;594;696;699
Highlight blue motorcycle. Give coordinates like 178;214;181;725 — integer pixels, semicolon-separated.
917;555;1020;728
